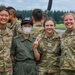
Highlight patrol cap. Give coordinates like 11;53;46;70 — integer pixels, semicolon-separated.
21;19;33;26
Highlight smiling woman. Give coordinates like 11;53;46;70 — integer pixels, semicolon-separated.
0;5;13;75
34;17;60;75
0;9;9;28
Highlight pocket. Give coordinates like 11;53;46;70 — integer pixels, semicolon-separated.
13;62;21;74
31;64;38;75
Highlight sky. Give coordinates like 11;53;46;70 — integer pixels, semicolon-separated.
0;0;75;11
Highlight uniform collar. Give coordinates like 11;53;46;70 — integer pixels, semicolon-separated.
33;24;43;27
20;35;33;42
42;30;59;39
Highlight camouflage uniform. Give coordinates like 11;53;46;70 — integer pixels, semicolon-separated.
7;19;22;37
60;29;75;75
37;30;60;75
30;24;44;37
0;27;13;75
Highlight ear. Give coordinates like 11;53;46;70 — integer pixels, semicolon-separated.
32;16;34;20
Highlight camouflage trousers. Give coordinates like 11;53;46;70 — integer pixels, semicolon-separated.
0;70;12;75
60;70;75;75
38;71;60;75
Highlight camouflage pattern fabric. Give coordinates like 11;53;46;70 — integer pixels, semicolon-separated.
0;70;12;75
7;19;22;37
0;27;13;73
60;70;75;75
60;29;75;70
30;24;44;37
37;30;60;75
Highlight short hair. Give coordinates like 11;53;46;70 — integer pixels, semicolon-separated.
32;9;43;21
16;13;23;20
6;6;16;17
43;17;56;27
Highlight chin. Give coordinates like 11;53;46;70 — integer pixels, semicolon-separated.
67;26;73;29
47;32;52;34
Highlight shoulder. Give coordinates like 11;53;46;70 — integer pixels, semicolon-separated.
30;35;36;40
6;27;13;36
14;35;22;39
54;30;60;37
16;19;21;24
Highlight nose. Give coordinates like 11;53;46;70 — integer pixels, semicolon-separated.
3;15;6;19
67;19;71;22
48;25;51;28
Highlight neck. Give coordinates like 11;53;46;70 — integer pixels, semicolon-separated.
23;33;30;39
0;24;6;29
33;21;42;25
11;17;16;24
45;31;54;37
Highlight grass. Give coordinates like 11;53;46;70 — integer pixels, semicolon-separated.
55;24;66;29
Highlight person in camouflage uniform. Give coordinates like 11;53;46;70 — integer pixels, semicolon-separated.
34;17;60;75
30;9;44;37
60;13;75;75
6;6;22;37
0;6;13;75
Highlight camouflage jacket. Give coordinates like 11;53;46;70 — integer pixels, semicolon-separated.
60;29;75;70
7;19;22;37
37;30;60;73
0;27;13;72
30;24;44;37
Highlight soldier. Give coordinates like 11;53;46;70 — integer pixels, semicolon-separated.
34;17;60;75
0;6;13;75
60;13;75;75
30;8;44;37
10;19;42;75
6;6;22;37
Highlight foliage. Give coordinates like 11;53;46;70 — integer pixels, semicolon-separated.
55;24;66;29
16;10;75;24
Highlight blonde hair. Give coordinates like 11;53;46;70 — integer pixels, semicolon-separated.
62;12;75;20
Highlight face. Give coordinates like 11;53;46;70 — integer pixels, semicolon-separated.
44;20;55;35
64;14;75;29
8;11;13;20
21;23;32;34
0;10;9;25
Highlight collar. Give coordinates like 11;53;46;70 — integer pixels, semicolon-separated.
42;30;59;39
20;35;33;42
33;24;43;27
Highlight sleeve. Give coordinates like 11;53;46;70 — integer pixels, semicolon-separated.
16;23;22;34
10;38;16;56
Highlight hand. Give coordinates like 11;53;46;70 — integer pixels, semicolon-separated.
33;38;42;50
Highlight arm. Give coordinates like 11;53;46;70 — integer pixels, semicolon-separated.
10;55;16;64
10;38;16;64
33;38;42;61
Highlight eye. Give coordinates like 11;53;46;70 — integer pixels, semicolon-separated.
45;25;49;26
